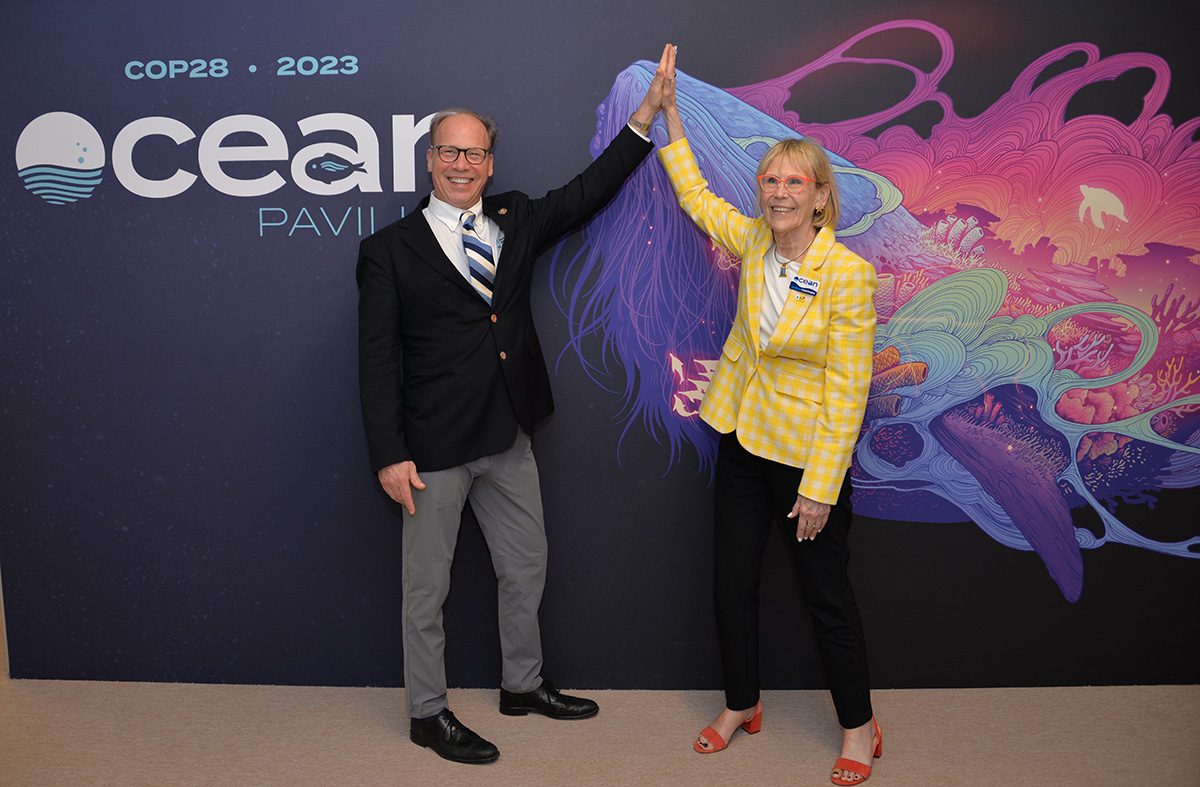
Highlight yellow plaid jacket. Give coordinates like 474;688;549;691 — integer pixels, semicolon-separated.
659;138;877;505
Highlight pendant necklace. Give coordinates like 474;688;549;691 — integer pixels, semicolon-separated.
772;232;816;277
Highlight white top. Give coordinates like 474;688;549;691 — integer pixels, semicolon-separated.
422;194;504;283
759;243;809;349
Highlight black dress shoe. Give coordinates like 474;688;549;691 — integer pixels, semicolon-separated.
410;709;499;764
499;679;599;719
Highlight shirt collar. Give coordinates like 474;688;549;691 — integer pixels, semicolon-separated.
427;193;483;231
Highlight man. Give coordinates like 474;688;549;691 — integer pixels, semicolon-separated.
357;46;676;763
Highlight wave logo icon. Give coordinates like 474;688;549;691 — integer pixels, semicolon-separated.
15;112;105;205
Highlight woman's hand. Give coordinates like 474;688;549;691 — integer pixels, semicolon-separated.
788;494;830;541
661;48;685;143
630;43;677;133
661;54;677;113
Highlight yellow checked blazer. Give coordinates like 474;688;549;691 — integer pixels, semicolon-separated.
659;138;877;505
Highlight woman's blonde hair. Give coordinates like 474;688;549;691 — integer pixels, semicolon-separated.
754;138;840;230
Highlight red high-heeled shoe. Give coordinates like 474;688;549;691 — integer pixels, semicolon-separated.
693;701;763;753
831;717;882;784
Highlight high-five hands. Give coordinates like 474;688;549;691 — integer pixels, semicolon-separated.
660;46;685;142
630;43;678;133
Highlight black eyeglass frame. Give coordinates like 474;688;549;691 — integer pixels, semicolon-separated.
431;144;492;165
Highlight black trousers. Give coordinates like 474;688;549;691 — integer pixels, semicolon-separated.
713;431;873;729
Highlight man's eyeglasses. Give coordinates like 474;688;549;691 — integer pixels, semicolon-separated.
431;145;492;165
757;173;818;194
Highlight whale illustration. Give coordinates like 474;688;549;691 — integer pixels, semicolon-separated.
550;57;1200;602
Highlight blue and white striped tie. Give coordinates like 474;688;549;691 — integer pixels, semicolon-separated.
460;211;496;305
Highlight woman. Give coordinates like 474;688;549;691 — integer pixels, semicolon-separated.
658;54;882;785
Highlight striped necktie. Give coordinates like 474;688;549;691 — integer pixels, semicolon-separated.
460;211;496;305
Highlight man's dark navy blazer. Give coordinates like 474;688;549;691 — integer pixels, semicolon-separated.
357;126;652;473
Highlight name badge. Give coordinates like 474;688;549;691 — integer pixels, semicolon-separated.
790;275;820;297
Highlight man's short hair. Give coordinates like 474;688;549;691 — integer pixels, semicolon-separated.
430;108;498;150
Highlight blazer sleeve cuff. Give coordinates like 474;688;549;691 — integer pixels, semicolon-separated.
369;440;411;474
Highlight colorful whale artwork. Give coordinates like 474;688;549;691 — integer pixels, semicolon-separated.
551;21;1200;601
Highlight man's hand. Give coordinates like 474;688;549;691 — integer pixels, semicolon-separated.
629;43;677;132
377;461;426;516
787;493;831;541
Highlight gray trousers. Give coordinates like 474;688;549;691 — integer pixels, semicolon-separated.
402;431;547;719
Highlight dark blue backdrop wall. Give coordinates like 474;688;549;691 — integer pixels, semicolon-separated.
2;0;1198;689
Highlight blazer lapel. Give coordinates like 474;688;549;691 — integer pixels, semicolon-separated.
764;226;834;354
744;227;771;359
400;200;477;297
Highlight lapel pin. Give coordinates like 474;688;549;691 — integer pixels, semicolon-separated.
498;207;508;215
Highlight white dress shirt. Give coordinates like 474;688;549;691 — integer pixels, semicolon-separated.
423;194;504;284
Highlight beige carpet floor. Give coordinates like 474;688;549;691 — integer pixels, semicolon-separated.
1;680;1197;785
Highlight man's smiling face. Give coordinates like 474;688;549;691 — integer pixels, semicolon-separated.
427;113;493;210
